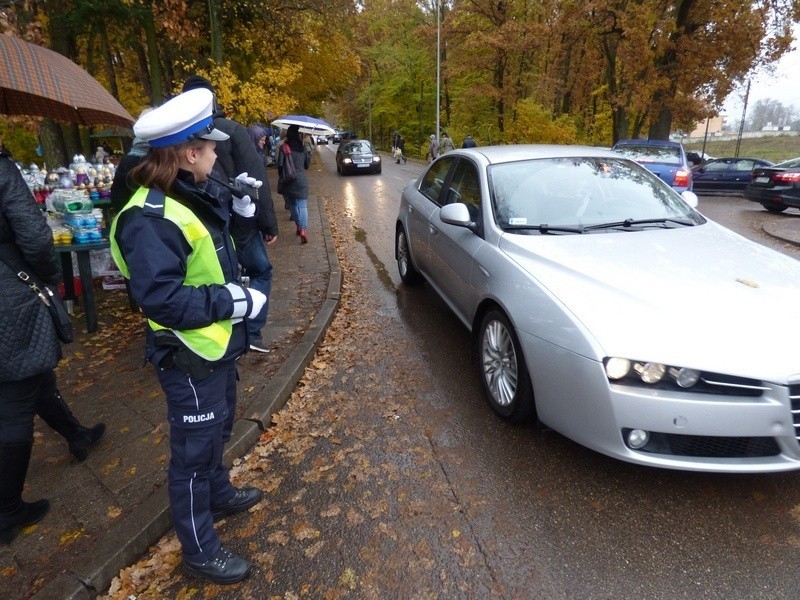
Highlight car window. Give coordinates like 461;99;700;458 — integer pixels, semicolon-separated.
777;157;800;168
445;159;482;223
733;160;756;171
613;144;682;165
343;141;372;153
702;160;729;172
489;157;702;231
419;157;455;204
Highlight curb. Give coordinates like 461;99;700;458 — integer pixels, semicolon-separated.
33;195;340;600
762;221;800;247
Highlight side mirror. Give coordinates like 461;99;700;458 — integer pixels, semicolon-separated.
681;190;699;208
440;202;473;227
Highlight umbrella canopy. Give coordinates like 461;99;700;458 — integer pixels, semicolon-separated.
271;114;335;135
0;33;134;127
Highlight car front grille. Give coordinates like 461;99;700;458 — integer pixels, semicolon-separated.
624;429;781;458
789;385;800;442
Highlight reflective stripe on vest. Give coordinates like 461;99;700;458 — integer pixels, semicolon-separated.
110;187;232;361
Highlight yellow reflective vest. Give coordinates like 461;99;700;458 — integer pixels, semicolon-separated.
110;187;233;361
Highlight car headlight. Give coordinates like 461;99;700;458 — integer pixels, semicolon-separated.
603;357;766;397
343;158;352;164
605;357;700;388
373;156;381;163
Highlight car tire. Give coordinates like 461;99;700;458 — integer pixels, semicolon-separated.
476;309;535;424
374;166;382;174
396;225;423;285
763;203;788;213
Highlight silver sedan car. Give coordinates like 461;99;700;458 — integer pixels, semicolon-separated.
395;145;800;473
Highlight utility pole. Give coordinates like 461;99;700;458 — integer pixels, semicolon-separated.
735;79;750;158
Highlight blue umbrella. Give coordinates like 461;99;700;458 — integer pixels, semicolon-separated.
271;114;335;135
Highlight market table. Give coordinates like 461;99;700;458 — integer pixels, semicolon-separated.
54;240;110;333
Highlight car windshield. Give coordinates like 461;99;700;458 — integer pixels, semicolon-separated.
489;157;704;234
777;157;800;169
343;141;372;154
613;144;682;165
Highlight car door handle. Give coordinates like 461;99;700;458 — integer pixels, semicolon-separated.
429;224;438;235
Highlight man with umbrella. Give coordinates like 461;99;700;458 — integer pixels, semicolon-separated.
182;76;278;354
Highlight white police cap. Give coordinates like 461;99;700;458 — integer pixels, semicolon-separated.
133;88;229;149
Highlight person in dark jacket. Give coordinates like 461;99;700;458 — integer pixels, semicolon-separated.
0;151;105;544
182;76;277;354
276;124;312;243
462;135;477;148
110;132;150;214
110;89;264;584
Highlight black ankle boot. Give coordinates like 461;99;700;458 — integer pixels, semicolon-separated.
0;442;50;544
0;499;50;544
36;390;105;461
68;423;106;462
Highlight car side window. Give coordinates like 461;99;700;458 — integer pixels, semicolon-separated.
735;160;755;171
419;157;455;204
703;161;728;172
446;160;482;223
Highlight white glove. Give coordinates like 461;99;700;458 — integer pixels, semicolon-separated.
225;284;267;319
245;288;267;318
236;172;263;189
232;194;256;218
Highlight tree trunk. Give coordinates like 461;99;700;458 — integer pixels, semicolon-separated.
648;106;672;140
40;120;68;170
142;2;163;103
208;0;223;64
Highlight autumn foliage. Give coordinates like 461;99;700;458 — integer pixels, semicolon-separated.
0;0;797;159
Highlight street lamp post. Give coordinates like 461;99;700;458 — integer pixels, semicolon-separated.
435;0;440;145
361;59;372;144
367;67;372;144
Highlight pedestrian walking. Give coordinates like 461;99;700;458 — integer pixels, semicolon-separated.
395;135;407;164
276;124;312;244
109;88;264;584
426;134;439;163
0;148;105;544
440;132;455;154
462;134;477;148
182;75;278;355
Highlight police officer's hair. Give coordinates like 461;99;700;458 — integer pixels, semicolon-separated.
131;139;207;196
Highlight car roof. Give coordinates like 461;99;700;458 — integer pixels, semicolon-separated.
612;139;683;149
446;144;621;165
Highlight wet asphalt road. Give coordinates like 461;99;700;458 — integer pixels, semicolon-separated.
310;146;800;598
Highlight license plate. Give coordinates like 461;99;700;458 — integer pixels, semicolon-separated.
754;176;770;184
357;163;369;168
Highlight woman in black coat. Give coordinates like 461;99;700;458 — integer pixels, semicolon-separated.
0;152;105;544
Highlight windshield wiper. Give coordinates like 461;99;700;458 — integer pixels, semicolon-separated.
505;224;585;234
583;217;695;231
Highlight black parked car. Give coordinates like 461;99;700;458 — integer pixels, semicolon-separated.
691;157;774;194
745;157;800;213
336;139;382;175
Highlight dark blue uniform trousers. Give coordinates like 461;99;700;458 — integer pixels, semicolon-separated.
155;360;237;562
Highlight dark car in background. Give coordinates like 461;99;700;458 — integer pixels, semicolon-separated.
611;139;693;193
336;139;382;175
691;157;774;194
745;157;800;213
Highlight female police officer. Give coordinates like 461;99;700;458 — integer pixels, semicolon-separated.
110;88;264;584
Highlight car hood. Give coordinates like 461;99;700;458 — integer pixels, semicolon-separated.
501;221;800;383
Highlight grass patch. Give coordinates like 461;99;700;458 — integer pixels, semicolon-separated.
683;134;800;163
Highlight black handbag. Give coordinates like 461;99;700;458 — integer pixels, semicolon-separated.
15;270;74;344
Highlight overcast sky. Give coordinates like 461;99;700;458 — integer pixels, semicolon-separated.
722;33;800;121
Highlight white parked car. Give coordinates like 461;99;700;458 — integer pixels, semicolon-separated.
395;144;800;473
